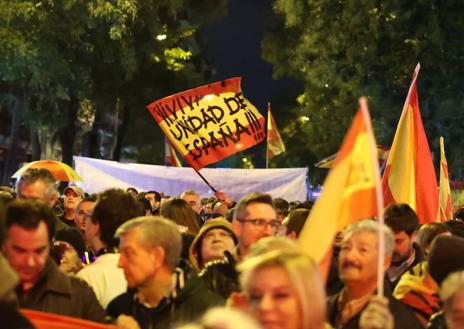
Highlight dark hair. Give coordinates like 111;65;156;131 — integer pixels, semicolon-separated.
145;191;161;202
416;222;450;253
126;187;138;194
4;199;56;242
295;200;314;210
160;198;200;234
384;204;420;235
91;189;144;248
137;197;152;212
234;193;274;221
273;198;289;216
286;208;310;237
445;220;464;238
454;208;464;221
81;193;97;203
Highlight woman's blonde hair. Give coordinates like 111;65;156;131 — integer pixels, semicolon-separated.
238;250;326;329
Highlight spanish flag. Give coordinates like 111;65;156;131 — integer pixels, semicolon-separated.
267;103;286;159
382;64;439;223
298;98;382;265
439;137;453;221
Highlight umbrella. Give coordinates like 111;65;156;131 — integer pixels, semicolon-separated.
12;160;82;182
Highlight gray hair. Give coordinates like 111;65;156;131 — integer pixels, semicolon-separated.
16;168;58;201
115;216;182;270
441;271;464;302
343;219;395;257
180;189;199;199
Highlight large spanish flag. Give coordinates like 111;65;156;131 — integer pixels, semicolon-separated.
298;98;382;264
147;78;265;171
267;103;286;159
382;64;439;223
439;137;453;221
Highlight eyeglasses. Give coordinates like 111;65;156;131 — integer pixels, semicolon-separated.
237;218;282;232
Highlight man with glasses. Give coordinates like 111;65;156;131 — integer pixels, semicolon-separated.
231;192;280;259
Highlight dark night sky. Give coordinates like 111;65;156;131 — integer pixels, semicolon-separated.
201;0;300;116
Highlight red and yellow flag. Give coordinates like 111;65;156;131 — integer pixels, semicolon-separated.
22;309;116;329
439;137;453;221
298;98;382;265
267;103;285;159
382;64;439;224
147;78;265;171
165;137;182;167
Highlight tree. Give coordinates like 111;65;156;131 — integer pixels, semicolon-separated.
263;0;464;182
0;0;228;182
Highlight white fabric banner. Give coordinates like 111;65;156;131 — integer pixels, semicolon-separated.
74;156;308;201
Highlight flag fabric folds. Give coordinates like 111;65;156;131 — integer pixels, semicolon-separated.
266;103;286;159
439;137;453;221
165;137;182;167
381;64;439;224
147;78;266;171
298;99;382;264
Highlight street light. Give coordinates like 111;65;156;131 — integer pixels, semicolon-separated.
156;34;167;41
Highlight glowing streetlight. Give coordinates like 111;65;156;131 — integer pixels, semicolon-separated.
156;34;167;41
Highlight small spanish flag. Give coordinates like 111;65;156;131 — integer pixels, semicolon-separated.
439;137;453;221
267;103;286;159
298;98;382;266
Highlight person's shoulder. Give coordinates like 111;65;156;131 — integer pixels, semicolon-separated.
106;291;134;316
388;295;424;328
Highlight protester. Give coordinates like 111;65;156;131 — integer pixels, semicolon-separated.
384;204;424;287
188;217;238;270
160;197;201;234
393;233;457;326
74;194;97;236
284;208;310;239
60;185;84;227
126;187;138;199
53;228;86;274
180;189;202;215
428;271;464;329
426;236;464;328
2;199;106;321
416;223;450;256
273;197;289;221
143;190;161;212
78;188;144;308
238;250;326;329
212;201;229;217
137;196;153;216
327;220;422;329
231;192;280;259
107;216;224;329
15;168;69;236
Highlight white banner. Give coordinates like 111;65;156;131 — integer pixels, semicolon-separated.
73;156;308;201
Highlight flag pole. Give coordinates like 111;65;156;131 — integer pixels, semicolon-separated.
359;97;385;296
266;102;270;168
194;169;217;193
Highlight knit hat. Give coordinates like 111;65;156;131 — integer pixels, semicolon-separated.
188;217;238;270
428;235;464;285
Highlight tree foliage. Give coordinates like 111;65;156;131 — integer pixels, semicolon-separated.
264;0;464;182
0;0;228;180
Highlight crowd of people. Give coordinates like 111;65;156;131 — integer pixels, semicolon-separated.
1;167;464;329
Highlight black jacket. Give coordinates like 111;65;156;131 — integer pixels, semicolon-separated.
16;258;106;322
327;281;423;329
389;243;425;289
107;270;225;329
